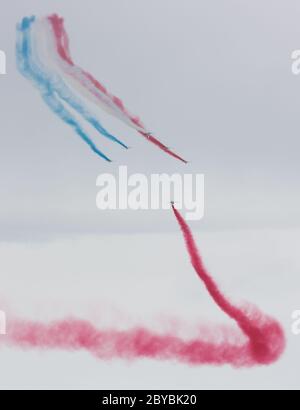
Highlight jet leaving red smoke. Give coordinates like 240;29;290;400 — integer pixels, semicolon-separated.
171;205;285;365
1;207;285;367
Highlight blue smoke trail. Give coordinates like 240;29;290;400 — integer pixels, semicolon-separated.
28;20;128;150
54;85;128;149
16;17;118;161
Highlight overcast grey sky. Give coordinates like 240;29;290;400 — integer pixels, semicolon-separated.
1;0;300;240
0;1;300;391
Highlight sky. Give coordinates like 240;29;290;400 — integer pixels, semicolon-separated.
0;0;300;240
0;229;300;390
0;0;299;390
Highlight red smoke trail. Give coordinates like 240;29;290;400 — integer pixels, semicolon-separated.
171;205;285;365
138;131;188;164
47;14;187;164
1;208;285;366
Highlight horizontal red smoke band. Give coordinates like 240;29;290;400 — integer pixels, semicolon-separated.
0;207;285;367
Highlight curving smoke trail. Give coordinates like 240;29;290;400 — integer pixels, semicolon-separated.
16;16;128;161
16;14;186;163
47;14;187;163
171;204;285;365
1;207;285;367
